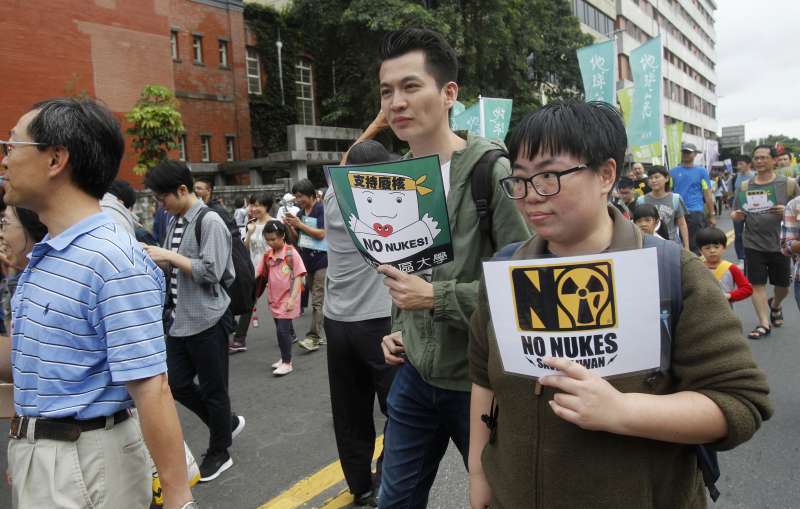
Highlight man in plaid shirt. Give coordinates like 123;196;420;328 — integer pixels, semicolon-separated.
781;194;800;311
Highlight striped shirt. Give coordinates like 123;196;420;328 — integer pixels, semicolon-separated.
11;212;167;419
170;217;185;315
781;196;800;281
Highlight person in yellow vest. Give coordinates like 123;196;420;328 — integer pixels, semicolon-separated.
697;227;752;303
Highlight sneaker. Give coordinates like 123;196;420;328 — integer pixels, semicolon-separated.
231;414;246;439
353;490;377;507
297;338;320;352
271;359;282;369
199;450;233;482
228;341;247;354
252;315;259;328
318;337;327;345
273;363;293;376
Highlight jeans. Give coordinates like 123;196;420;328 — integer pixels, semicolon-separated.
379;362;470;509
167;310;235;453
325;317;396;495
274;318;294;363
734;219;745;260
685;211;708;254
794;280;800;313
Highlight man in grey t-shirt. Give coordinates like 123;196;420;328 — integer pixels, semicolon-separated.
732;145;797;339
323;177;397;505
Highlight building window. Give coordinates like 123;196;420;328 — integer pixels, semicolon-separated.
246;47;262;95
200;135;211;162
218;40;228;67
192;35;203;64
179;135;187;161
572;0;614;36
170;30;179;61
295;60;315;125
225;136;235;162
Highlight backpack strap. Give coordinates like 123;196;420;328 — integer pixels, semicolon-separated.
193;207;230;289
642;234;682;373
471;149;508;252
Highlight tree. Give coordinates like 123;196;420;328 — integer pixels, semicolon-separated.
245;0;591;151
126;85;185;175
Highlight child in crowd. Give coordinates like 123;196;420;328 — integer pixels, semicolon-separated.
258;220;306;376
697;226;753;304
632;203;670;239
636;165;690;248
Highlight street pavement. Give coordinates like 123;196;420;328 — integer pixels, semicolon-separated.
0;216;798;508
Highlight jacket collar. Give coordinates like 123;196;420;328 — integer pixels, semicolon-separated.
42;212;115;252
180;199;205;223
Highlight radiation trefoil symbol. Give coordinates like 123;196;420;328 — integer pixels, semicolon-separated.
511;260;617;332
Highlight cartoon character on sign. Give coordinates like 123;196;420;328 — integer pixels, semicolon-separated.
347;171;441;264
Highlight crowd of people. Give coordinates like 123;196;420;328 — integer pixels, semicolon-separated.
0;26;792;509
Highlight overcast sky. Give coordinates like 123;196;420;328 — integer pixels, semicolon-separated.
716;0;800;140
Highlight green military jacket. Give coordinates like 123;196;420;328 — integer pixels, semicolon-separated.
394;134;530;391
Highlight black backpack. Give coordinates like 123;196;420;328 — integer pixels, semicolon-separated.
471;148;508;252
494;236;721;502
194;207;256;316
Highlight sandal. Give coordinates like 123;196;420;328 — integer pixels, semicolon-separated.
747;325;771;340
768;298;784;327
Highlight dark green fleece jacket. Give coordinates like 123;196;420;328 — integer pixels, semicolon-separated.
469;206;772;508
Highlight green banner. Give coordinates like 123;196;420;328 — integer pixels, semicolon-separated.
629;36;663;163
326;156;453;273
577;40;616;105
451;103;481;135
665;122;684;169
482;97;513;140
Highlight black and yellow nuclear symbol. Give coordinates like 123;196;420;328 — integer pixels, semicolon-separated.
511;260;617;332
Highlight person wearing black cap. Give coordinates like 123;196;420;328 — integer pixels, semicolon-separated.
670;142;715;253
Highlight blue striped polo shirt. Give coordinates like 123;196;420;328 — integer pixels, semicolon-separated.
11;212;167;419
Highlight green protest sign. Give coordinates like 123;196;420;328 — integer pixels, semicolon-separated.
629;36;663;163
577;40;616;105
451;103;481;135
482;97;513;141
665;122;684;169
617;87;633;126
326;156;453;273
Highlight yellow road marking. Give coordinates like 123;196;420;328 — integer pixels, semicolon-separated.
319;489;353;509
258;436;384;509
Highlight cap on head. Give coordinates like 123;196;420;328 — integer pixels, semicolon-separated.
681;142;698;153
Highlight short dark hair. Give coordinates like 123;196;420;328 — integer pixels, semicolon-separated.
379;28;458;88
776;150;792;158
733;154;751;165
617;177;635;189
13;207;48;244
632;203;659;222
291;178;317;198
506;101;627;184
752;144;777;157
234;197;245;208
347;140;395;165
108;180;137;209
196;177;214;190
253;193;274;210
28;98;124;199
263;219;287;239
695;226;728;248
143;160;194;195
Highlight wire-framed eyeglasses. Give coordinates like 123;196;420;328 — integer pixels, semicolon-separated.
0;140;48;157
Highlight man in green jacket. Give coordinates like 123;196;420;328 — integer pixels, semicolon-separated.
375;28;529;508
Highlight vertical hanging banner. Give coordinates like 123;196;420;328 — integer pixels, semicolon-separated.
577;39;617;105
481;97;513;140
451;97;513;141
326;156;453;273
629;36;663;163
665;121;684;169
617;87;634;126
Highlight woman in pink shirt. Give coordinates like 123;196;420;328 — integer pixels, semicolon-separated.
257;220;306;376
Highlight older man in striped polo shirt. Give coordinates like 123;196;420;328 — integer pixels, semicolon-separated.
1;98;194;509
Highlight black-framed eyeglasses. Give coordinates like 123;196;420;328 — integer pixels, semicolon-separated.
500;165;589;199
0;140;48;157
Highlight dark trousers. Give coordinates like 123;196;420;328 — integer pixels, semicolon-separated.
274;318;294;363
734;219;745;260
379;362;470;509
233;309;253;343
167;311;234;453
686;211;708;254
325;317;396;496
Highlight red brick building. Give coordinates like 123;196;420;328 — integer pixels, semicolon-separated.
0;0;254;188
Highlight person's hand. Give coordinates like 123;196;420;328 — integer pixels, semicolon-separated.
142;245;174;264
708;215;717;225
283;212;301;229
725;293;732;301
731;209;746;222
378;265;434;310
285;299;295;312
381;331;406;365
469;470;492;509
538;357;629;434
245;219;256;236
769;204;785;217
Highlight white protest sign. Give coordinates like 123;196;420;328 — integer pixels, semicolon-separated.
743;189;773;214
482;248;661;379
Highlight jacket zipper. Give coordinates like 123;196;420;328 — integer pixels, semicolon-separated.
534;380;543;509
